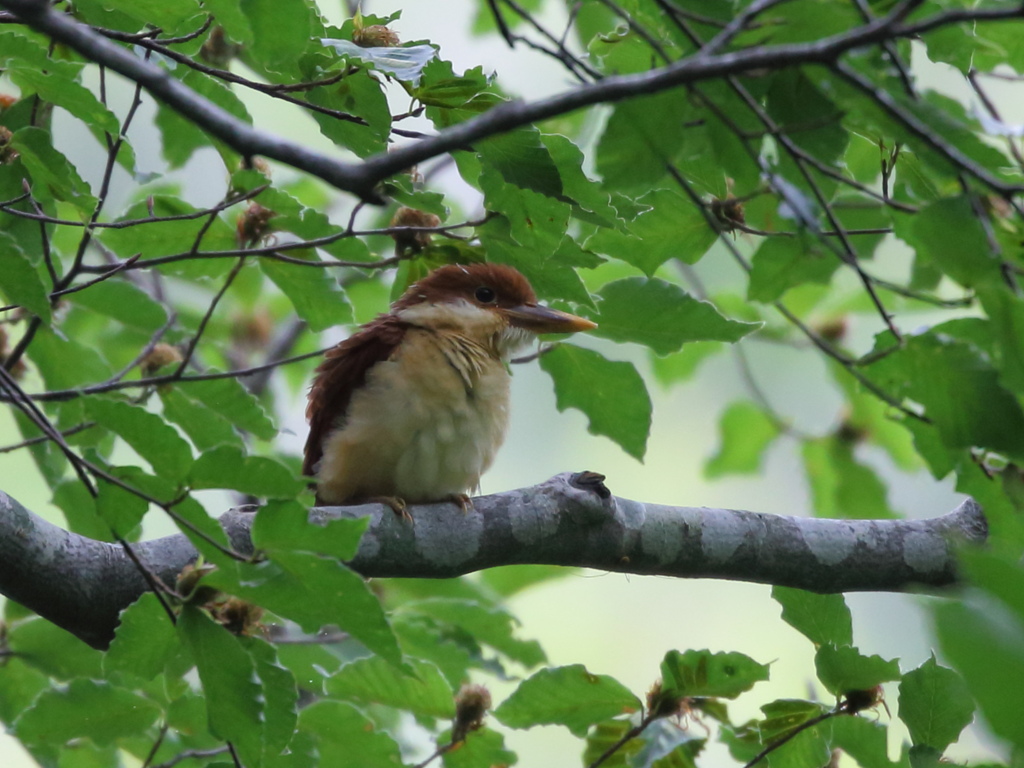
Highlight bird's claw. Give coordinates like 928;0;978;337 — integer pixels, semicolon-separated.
370;496;412;522
448;493;473;513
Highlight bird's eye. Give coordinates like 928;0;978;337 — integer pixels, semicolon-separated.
475;286;497;304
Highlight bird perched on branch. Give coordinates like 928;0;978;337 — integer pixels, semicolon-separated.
303;263;596;514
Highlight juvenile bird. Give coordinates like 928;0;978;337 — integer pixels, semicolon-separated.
303;263;596;513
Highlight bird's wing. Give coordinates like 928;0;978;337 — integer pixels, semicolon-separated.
302;314;409;477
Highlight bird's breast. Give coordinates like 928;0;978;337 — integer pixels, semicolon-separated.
315;328;511;504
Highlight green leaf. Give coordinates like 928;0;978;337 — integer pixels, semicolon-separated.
10;127;96;213
400;598;545;668
178;605;263;763
8;618;103;681
159;388;242;451
494;665;641;737
28;326;113;390
802;435;898;519
748;235;839;303
206;554;404;668
442;727;517;768
8;68;119;135
660;650;769;699
594;278;760;354
104;594;180;681
897;656;974;751
895;196;1002;288
259;256;353;332
327;656;454;719
758;699;829;743
190;445;305;498
241;0;312;77
252;499;368;560
15;680;160;747
90;0;202;33
706;401;781;478
300;701;405;768
814;645;900;696
66;280;169;332
540;343;652;460
0;231;51;322
179;376;277;440
772;587;853;648
86;398;194;484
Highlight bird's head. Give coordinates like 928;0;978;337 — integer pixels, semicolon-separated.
393;263;596;357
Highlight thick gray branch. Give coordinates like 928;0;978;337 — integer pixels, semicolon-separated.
2;0;1021;201
0;474;988;649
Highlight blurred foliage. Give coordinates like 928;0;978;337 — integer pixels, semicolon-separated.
1;0;1023;766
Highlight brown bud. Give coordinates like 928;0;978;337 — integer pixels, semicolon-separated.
841;685;888;716
646;680;689;719
0;126;18;165
231;308;273;350
710;195;746;232
141;343;183;376
452;683;492;743
211;597;265;636
835;417;868;445
200;26;241;67
815;316;848;343
390;207;441;256
176;562;219;603
236;202;277;246
353;24;400;48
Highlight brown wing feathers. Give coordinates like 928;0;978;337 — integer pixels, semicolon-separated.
302;315;408;477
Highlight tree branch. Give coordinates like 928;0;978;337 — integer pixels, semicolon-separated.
0;473;987;650
3;0;1021;202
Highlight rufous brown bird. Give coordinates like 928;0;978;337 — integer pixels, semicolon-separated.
303;263;597;514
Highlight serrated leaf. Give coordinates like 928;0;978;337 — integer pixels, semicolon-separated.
241;0;313;76
252;499;368;560
706;401;781;478
67;280;169;331
300;701;405;768
10;127;96;213
772;587;853;648
104;594;179;681
8;68;119;135
259;256;353;332
748;235;839;303
86;398;193;483
0;231;51;322
758;699;829;743
190;445;305;498
660;650;769;699
8;618;103;681
327;656;454;718
494;665;640;737
160;388;242;451
594;278;760;354
814;644;900;696
180;376;277;440
442;726;517;768
897;656;974;751
539;343;651;460
15;680;160;747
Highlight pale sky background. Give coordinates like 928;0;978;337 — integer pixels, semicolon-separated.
2;1;1014;766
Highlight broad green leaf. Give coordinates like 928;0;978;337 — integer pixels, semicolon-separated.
442;726;517;768
706;401;781;478
91;0;202;32
307;69;391;157
895;196;1002;288
14;680;160;747
802;435;899;519
594;278;760;354
206;553;404;667
650;342;724;386
178;606;263;763
66;280;168;332
104;594;180;682
748;235;839;304
933;596;1024;749
179;376;277;440
86;398;194;483
0;231;51;322
758;699;828;743
327;657;454;718
10;127;96;213
400;598;545;668
253;499;368;560
660;650;769;699
8;618;104;681
202;0;254;44
897;656;974;751
244;634;299;759
414;62;490;108
814;644;900;696
190;445;305;498
772;587;853;648
494;665;640;737
159;388;242;451
8;68;119;135
259;255;353;332
584;719;644;768
240;0;313;77
154;70;252;168
0;659;49;731
766;70;848;165
300;701;405;768
828;714;896;768
540;343;651;460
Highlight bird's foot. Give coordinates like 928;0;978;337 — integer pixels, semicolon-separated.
369;496;412;522
447;493;473;513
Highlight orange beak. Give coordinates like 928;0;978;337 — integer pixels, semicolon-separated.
502;304;597;334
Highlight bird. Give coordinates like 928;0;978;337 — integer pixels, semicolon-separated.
303;263;597;515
